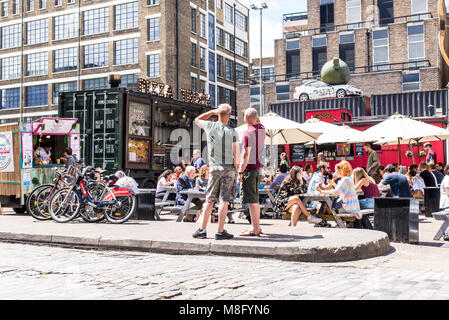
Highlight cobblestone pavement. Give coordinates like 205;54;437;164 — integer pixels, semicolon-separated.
1;241;449;300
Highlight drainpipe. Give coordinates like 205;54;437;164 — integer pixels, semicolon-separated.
175;0;179;99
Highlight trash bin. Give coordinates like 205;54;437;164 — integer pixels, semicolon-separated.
135;191;155;220
374;197;419;244
424;187;440;218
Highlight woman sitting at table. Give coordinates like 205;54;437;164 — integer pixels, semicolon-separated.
156;169;175;201
317;161;362;220
353;167;380;210
273;166;324;227
195;165;209;190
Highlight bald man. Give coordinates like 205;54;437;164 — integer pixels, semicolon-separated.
238;108;266;237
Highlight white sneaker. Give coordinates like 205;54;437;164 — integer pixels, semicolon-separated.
307;215;322;225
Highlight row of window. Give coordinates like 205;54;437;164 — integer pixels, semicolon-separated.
223;3;247;32
0;38;139;79
0;74;139;109
285;23;425;77
0;2;140;49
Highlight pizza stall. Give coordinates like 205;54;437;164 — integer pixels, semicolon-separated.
0;118;80;212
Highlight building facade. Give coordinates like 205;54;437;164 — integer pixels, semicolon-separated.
0;0;249;124
237;0;449;124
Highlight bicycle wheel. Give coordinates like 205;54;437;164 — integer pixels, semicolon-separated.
49;188;81;223
104;194;137;224
26;184;54;221
79;183;107;223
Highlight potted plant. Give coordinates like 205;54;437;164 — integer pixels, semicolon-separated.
405;150;413;157
419;150;426;157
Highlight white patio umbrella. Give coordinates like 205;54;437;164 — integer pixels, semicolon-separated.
362;114;449;164
301;118;363;145
235;112;322;167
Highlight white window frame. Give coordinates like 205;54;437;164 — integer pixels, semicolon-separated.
346;0;361;29
407;23;425;68
411;0;427;21
372;28;389;71
402;72;420;92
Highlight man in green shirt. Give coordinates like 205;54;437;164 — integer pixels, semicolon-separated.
364;143;380;176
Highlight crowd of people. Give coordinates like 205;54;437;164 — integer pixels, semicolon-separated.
154;104;449;241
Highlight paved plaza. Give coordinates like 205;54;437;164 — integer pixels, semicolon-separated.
0;209;448;300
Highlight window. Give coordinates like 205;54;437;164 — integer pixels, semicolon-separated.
13;0;19;14
225;59;233;81
200;80;205;93
402;72;420;92
84;43;108;68
200;47;206;71
320;0;334;32
224;3;233;23
53;81;76;104
55;0;61;6
200;13;206;38
26;19;48;45
27;0;34;11
67;0;75;4
115;2;138;31
83;78;108;90
411;0;427;20
250;87;261;115
235;38;247;57
346;0;361;29
253;67;275;81
208;13;215;49
216;55;223;77
216;86;223;104
225;89;232;105
209;52;215;82
1;56;20;80
191;8;196;33
276;84;290;101
114;38;138;65
217;0;222;10
26;85;48;107
147;0;159;5
191;42;197;67
209;84;215;107
147;54;159;77
191;76;196;91
1;24;21;49
120;74;138;90
224;32;232;51
235;11;247;31
286;39;300;79
312;37;327;76
372;29;389;71
1;1;8;17
147;17;159;41
83;8;109;35
408;24;425;68
39;0;46;9
26;52;48;76
54;47;77;72
378;0;394;25
216;28;223;46
1;88;20;109
54;14;78;40
235;63;247;82
286;40;300;50
339;32;355;71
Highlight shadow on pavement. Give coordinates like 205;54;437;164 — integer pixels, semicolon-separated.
233;233;324;243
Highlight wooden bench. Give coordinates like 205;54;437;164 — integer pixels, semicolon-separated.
432;210;449;240
283;209;374;225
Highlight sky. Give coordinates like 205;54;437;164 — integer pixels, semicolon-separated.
238;0;308;60
242;0;449;61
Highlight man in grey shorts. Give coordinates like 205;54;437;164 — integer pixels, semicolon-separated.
192;104;239;240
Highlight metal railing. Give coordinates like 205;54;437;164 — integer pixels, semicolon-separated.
283;11;307;22
237;60;431;86
284;12;434;38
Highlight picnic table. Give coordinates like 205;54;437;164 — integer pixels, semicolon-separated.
259;188;277;217
157;186;177;203
432;210;449;240
299;193;347;228
176;190;206;222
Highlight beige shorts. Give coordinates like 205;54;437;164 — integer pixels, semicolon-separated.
205;165;237;203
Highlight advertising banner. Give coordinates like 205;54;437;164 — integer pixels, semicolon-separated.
0;131;14;172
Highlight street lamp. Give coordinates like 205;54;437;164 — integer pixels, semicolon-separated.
251;3;268;116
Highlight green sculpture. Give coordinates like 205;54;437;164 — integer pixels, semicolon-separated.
320;57;351;85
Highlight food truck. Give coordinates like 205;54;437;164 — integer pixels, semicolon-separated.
58;77;211;189
0;118;80;211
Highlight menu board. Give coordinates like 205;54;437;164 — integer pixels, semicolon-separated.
290;144;305;162
128;101;151;137
355;143;364;156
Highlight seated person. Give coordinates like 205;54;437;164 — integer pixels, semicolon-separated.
269;164;288;190
273;166;323;227
170;166;183;182
431;164;444;185
419;162;437;187
35;145;52;164
371;165;385;185
307;162;335;214
175;166;203;221
317;161;362;220
156;169;175;200
353;167;380;210
379;164;412;198
406;164;425;199
192;149;206;170
302;163;313;185
195;165;209;190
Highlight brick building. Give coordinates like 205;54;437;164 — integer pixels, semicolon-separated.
237;0;449;125
0;0;249;124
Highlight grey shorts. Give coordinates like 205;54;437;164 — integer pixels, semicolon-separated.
205;165;237;203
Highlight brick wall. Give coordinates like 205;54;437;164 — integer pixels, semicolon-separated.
388;23;408;66
274;39;286;76
300;36;313;73
419;67;441;91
